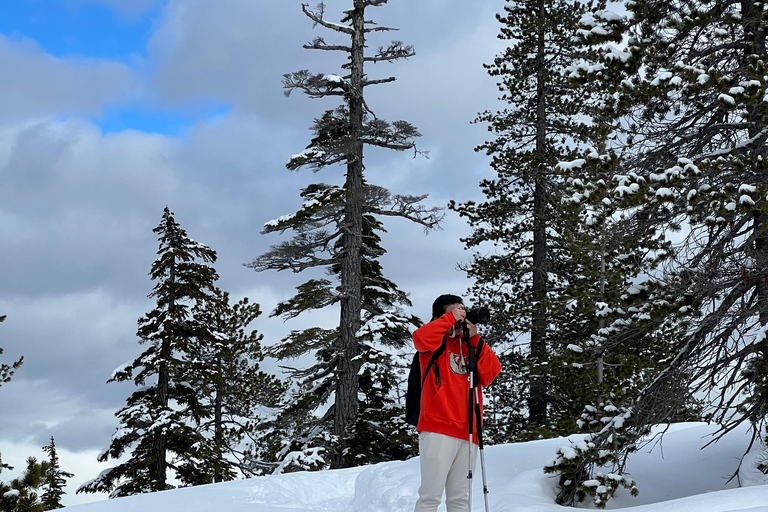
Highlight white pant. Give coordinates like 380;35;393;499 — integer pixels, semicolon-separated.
414;432;477;512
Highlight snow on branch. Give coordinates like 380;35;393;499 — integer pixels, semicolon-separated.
262;185;346;233
283;70;349;99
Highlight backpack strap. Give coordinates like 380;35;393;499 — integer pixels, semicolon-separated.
421;337;447;385
474;337;485;359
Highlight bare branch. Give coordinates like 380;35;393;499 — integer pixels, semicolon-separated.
302;3;352;34
369;194;445;231
303;37;351;53
362;77;397;87
364;41;415;63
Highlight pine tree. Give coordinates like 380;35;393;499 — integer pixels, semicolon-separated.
187;288;285;481
541;0;768;506
450;0;607;439
1;457;46;512
0;316;23;389
79;207;219;497
40;438;72;511
1;315;23;475
248;1;441;469
543;153;701;507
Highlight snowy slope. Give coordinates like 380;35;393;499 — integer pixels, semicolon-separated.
67;423;768;512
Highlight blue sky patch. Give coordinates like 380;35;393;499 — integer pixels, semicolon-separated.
97;102;233;137
0;0;162;63
1;1;236;136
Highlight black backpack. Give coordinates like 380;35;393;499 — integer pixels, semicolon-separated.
405;338;447;427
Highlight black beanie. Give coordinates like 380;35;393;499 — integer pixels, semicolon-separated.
431;294;463;320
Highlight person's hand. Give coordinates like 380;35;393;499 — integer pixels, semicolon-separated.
465;320;478;339
450;306;466;323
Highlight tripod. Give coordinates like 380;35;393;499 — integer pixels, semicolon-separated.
465;327;490;512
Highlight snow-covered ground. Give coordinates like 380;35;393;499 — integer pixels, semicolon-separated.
68;423;768;512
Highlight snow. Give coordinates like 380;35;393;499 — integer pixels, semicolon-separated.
63;423;768;512
740;195;756;206
719;93;736;106
557;158;586;170
324;74;344;83
739;184;757;194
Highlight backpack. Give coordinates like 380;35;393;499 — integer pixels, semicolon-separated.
405;338;447;427
405;336;486;427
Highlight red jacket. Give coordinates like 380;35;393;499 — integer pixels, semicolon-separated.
413;312;502;443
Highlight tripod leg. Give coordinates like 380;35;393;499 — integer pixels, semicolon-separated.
474;387;490;512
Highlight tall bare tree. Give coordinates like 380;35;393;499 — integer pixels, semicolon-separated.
249;1;441;468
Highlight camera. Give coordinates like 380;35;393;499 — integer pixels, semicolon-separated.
465;306;490;325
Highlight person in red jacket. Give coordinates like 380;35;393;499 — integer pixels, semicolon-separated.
413;294;502;512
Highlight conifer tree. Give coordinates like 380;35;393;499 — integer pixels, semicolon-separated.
248;1;440;469
1;315;22;475
188;289;285;481
0;316;23;388
0;457;46;512
79;207;219;497
451;0;606;439
40;437;72;510
543;0;768;505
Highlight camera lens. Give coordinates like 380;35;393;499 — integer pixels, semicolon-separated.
466;307;490;325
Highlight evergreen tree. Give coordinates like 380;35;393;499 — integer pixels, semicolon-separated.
248;1;441;469
451;0;607;439
542;0;768;505
40;437;72;511
543;153;701;507
188;289;285;481
0;316;23;389
79;207;219;497
0;457;46;512
1;315;23;475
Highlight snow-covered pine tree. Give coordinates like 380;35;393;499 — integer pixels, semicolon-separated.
544;0;768;506
543;151;702;507
79;207;219;497
187;289;285;481
251;191;431;470
40;437;72;510
248;1;441;469
450;0;609;439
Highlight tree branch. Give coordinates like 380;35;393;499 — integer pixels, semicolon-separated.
302;3;353;34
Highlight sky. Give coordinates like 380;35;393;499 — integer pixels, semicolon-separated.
0;0;509;506
33;423;768;511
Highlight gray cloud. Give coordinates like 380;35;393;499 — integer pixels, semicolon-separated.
0;35;140;123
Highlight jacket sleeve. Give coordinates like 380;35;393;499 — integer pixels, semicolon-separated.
413;312;455;353
476;342;502;388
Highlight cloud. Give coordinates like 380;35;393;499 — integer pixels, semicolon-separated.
0;34;140;123
148;0;313;117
